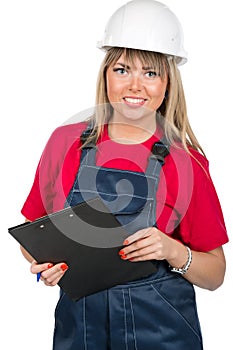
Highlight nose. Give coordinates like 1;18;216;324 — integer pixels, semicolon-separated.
129;74;143;92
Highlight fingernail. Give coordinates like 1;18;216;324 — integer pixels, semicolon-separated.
120;254;127;260
48;263;53;269
119;250;125;255
61;263;68;271
123;240;129;245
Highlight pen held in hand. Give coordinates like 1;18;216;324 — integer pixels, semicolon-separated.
37;272;41;282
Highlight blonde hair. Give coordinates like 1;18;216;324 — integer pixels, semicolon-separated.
85;47;205;156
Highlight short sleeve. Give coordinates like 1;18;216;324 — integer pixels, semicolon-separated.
174;153;228;252
21;122;86;221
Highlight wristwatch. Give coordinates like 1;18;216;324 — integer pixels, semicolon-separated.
169;246;192;275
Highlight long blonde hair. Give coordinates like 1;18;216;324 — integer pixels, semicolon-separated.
85;47;204;156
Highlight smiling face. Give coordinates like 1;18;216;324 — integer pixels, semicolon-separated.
106;52;168;128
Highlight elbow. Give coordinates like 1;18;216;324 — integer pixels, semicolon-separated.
208;280;224;291
206;248;227;291
207;265;226;291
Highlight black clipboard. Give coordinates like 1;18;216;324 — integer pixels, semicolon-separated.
8;197;157;301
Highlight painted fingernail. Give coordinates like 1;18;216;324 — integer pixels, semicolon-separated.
120;254;127;260
61;263;68;271
48;263;53;268
123;240;129;245
119;250;125;255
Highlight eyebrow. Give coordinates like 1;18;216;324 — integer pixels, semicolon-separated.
114;63;130;69
115;62;154;71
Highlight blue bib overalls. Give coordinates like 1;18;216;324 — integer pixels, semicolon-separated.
53;134;203;350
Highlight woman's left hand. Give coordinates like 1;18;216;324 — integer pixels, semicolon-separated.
119;227;226;292
119;226;176;262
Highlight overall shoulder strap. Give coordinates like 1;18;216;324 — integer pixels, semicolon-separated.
80;123;96;148
151;137;170;165
145;137;170;177
80;123;97;165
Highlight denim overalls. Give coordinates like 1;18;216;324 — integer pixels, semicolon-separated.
53;129;203;350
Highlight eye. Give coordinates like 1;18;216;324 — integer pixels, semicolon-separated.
113;68;127;75
145;71;158;78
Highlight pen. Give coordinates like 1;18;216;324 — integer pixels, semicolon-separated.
37;272;41;282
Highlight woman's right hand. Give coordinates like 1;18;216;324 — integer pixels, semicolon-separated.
30;260;68;286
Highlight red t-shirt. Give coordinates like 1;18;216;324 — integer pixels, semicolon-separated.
21;122;228;252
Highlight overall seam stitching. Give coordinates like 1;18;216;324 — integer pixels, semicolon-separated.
83;297;87;350
150;283;202;342
122;289;129;350
128;289;138;350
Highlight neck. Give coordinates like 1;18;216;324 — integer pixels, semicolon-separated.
108;120;156;144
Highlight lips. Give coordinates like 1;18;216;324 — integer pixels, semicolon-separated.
123;96;147;107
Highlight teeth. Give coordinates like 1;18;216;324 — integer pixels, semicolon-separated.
124;97;145;104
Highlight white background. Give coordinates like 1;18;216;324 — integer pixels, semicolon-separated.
0;0;232;349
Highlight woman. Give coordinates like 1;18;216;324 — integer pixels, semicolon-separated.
20;1;228;349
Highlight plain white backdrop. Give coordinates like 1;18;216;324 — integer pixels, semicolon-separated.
1;0;232;349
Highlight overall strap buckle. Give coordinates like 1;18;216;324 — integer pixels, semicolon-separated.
151;140;170;165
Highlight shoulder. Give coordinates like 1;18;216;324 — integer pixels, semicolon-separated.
168;143;209;175
48;121;88;145
188;148;212;185
38;121;89;176
42;121;88;157
188;148;209;169
163;145;211;204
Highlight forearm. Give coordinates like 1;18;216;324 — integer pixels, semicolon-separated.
20;218;34;263
167;242;226;291
20;245;34;263
183;249;226;290
121;227;226;291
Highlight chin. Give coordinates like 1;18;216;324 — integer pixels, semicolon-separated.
114;105;155;122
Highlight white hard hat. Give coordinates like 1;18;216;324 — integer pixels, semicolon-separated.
97;0;187;65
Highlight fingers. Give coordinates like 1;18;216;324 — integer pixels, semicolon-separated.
30;260;53;274
30;261;68;286
120;227;164;262
119;244;159;262
123;227;154;246
41;263;68;286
